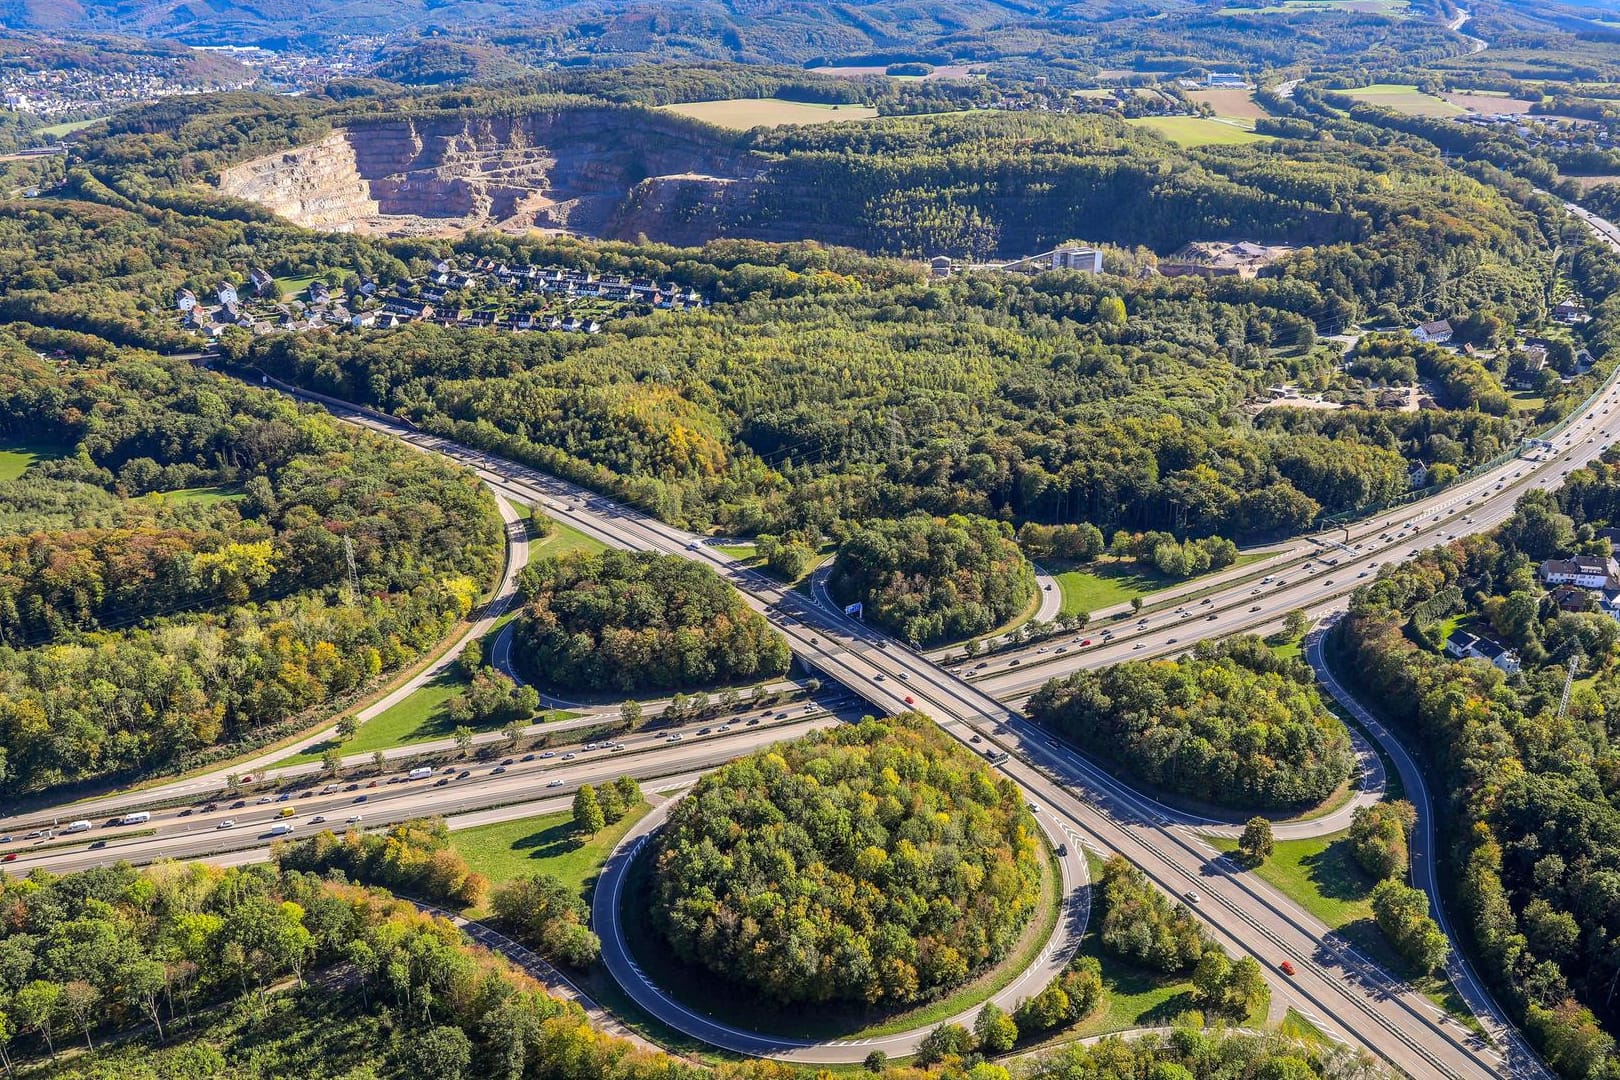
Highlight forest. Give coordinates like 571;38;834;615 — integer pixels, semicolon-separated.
510;550;790;693
651;714;1043;1006
1336;451;1620;1078
1027;636;1354;809
0;344;502;797
829;514;1036;645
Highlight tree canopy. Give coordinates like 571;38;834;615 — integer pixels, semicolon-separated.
511;549;790;692
1028;636;1353;809
830;514;1036;645
652;714;1043;1005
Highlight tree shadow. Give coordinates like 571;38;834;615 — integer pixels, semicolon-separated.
508;818;584;861
1299;838;1374;904
1137;990;1199;1026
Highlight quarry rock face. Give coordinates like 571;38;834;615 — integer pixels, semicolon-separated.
218;108;763;240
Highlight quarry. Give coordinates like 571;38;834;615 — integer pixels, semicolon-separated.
218;107;760;241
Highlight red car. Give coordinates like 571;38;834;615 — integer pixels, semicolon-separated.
1080;639;1092;646
904;696;915;705
1279;961;1296;977
1;853;17;862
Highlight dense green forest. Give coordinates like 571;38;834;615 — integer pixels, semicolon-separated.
651;715;1043;1005
829;514;1036;645
1028;636;1354;809
511;550;790;693
1337;452;1620;1077
0;344;502;797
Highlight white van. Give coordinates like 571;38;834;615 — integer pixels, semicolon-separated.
62;820;92;834
268;822;295;837
118;812;150;826
407;766;432;781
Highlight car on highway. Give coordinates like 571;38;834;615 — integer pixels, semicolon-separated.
584;743;598;751
217;819;235;830
310;816;327;824
541;751;554;759
1249;605;1262;612
562;752;576;759
1280;961;1296;977
1;853;16;863
1008;658;1021;666
353;794;368;803
970;734;982;743
346;814;363;824
435;778;449;786
230;800;246;809
1167;638;1178;644
748;717;761;726
256;796;272;804
522;754;536;762
501;758;514;765
1080;638;1092;646
1133;642;1146;649
904;695;915;705
490;766;507;775
898;671;910;680
1027;802;1040;813
1184;891;1200;904
547;779;564;787
874;673;886;681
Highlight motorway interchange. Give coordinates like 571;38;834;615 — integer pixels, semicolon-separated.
12;219;1620;1078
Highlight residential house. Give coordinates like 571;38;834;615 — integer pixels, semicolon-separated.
249;267;274;296
1551;584;1592;612
381;297;435;321
1445;631;1522;674
1539;555;1620;590
1553;299;1588;324
350;310;376;328
175;288;197;312
307;281;331;305
1413;319;1453;345
216;283;239;307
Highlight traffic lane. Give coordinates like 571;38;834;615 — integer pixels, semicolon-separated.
2;719;839;875
1;688;850;837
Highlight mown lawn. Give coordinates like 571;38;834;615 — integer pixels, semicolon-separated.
1050;559;1172;616
0;439;67;481
454;802;652;901
526;512;611;560
284;671;470;765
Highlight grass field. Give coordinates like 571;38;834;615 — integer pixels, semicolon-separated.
285;671;470;765
1069;851;1268;1038
1128;116;1270;146
0;439;66;481
1342;84;1464;117
1441;91;1535;114
527;513;611;560
1050;559;1172;616
39;118;99;138
658;98;879;129
1186;88;1270;120
145;484;244;507
454;802;652;901
1050;552;1265;617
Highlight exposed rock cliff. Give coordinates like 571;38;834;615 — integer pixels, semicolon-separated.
219;108;763;240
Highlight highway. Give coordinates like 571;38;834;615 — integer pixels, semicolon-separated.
12;202;1620;1076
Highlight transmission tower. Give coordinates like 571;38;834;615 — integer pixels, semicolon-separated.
1558;653;1581;720
343;538;361;602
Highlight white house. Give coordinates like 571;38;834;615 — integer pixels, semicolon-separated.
1445;631;1522;674
1413;319;1453;345
1540;556;1619;590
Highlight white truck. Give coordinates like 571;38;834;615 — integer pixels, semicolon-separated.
407;766;433;781
118;811;150;826
268;822;296;837
62;820;92;834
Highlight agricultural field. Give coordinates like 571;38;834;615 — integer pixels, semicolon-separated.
1187;88;1270;120
657;98;879;129
1128;115;1271;146
1440;90;1536;114
1342;83;1464;117
39;118;99;138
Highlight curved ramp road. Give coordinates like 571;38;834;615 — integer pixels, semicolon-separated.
591;797;1090;1063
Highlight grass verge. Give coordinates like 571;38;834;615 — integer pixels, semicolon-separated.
454;802;652;901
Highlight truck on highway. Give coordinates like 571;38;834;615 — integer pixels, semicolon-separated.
117;812;150;826
407;766;433;781
62;820;92;834
268;822;295;836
